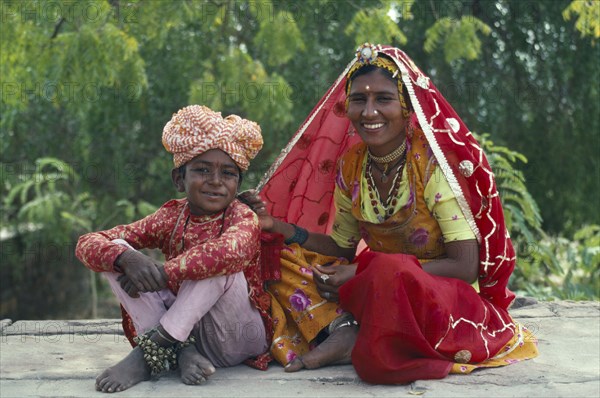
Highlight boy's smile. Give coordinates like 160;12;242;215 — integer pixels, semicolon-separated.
173;149;240;216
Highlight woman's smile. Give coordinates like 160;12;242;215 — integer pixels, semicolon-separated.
346;69;407;156
362;122;385;130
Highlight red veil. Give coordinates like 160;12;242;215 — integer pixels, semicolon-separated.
258;45;515;311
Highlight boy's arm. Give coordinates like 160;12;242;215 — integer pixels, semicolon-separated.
76;217;168;294
75;205;172;272
114;248;168;294
163;204;261;282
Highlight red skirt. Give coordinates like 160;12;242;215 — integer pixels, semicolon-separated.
339;251;516;384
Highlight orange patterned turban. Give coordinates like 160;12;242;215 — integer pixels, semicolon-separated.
162;105;263;170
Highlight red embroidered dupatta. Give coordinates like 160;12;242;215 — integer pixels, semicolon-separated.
258;45;515;311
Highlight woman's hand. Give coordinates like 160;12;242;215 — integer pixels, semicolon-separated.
238;189;274;231
312;263;358;302
116;249;168;295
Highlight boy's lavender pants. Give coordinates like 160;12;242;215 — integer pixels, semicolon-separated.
104;239;267;367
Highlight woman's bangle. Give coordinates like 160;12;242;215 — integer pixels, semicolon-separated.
284;224;309;246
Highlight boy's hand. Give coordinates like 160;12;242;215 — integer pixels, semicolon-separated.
238;189;274;231
117;274;140;298
118;263;168;298
116;249;168;293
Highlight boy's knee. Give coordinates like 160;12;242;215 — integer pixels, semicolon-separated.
111;239;134;250
219;322;267;366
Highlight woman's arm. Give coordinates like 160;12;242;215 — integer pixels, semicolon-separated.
421;239;479;284
269;218;356;260
239;190;356;260
422;165;480;284
312;239;479;303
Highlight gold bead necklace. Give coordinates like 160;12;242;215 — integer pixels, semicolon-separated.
368;139;406;164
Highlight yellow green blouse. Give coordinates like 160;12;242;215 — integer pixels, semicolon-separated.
331;127;475;257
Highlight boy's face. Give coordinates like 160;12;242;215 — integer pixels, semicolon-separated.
172;149;240;216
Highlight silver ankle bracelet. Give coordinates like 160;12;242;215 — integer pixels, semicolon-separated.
328;313;358;334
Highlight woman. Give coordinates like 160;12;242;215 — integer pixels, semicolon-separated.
244;44;538;384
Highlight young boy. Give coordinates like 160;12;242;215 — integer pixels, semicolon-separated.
76;105;270;393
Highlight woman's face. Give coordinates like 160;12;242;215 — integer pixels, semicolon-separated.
346;69;407;156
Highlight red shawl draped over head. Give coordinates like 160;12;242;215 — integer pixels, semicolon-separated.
258;44;515;310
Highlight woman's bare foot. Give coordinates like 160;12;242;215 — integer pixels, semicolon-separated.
95;347;150;393
284;325;358;372
178;344;216;385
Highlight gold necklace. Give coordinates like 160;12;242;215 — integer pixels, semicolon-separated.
368;140;406;164
368;140;407;182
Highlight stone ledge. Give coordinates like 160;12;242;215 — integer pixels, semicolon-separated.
2;319;123;336
1;301;598;398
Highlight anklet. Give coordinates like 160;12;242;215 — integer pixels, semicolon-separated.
176;335;197;351
134;331;178;376
156;328;177;344
328;313;358;334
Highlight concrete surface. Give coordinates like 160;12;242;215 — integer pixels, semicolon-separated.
1;300;598;397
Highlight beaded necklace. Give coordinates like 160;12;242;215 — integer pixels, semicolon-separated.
366;153;407;220
169;203;227;254
370;155;405;183
367;140;406;182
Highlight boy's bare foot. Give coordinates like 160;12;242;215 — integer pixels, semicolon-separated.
95;347;150;393
178;344;216;385
284;325;358;372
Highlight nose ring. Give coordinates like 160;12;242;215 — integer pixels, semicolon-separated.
373;110;379;114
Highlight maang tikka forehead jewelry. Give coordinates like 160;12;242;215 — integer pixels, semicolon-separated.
347;43;411;119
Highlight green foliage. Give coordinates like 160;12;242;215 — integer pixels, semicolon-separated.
563;0;600;43
345;6;408;47
476;132;598;300
424;16;491;63
473;133;563;293
2;157;154;241
3;158;85;240
1;0;599;320
515;225;600;300
475;134;538;240
562;225;600;298
254;10;306;67
416;0;599;235
188;48;295;161
0;0;147;114
52;23;147;106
